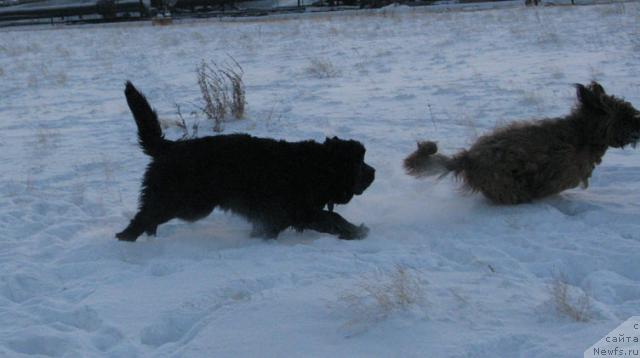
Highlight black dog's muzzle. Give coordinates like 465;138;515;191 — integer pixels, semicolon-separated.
353;163;375;195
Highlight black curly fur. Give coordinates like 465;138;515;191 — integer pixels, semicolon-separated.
117;82;375;241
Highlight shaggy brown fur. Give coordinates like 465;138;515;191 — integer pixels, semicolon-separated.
404;82;640;204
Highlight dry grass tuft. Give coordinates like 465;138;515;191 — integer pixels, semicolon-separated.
306;58;341;79
338;264;427;330
549;273;592;322
174;103;200;139
196;57;246;132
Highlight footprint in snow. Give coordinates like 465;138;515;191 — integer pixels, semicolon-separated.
0;273;57;303
140;310;202;347
7;334;74;356
34;305;102;332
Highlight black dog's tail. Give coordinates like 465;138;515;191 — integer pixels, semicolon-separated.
403;141;462;178
125;81;167;157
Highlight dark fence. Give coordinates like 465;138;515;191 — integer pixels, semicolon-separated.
0;0;519;26
0;0;146;23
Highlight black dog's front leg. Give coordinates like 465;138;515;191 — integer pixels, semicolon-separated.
116;210;161;241
305;210;369;240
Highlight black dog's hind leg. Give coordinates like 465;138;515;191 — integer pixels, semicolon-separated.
304;211;369;240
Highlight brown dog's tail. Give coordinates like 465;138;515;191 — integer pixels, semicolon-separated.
124;81;167;157
403;141;460;178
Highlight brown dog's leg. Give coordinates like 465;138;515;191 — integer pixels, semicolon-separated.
304;211;369;240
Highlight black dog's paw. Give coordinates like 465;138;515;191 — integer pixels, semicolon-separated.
340;224;369;240
355;224;370;239
115;230;137;242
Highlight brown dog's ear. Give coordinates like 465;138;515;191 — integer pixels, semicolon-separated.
589;81;606;96
575;83;607;114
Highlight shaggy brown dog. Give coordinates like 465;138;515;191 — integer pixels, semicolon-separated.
117;82;375;241
404;82;640;204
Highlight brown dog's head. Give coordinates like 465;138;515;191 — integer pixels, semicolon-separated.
575;81;640;148
323;137;375;205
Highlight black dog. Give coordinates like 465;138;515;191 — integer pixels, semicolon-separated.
404;82;640;204
116;82;375;241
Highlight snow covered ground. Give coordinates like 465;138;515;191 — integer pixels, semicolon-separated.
1;2;640;356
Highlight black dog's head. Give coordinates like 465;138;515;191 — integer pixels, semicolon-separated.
324;137;375;205
575;81;640;148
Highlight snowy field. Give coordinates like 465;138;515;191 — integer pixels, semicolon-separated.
1;2;640;357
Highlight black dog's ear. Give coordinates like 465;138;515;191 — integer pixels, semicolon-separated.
325;137;365;161
575;83;607;114
324;137;335;149
324;137;347;153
